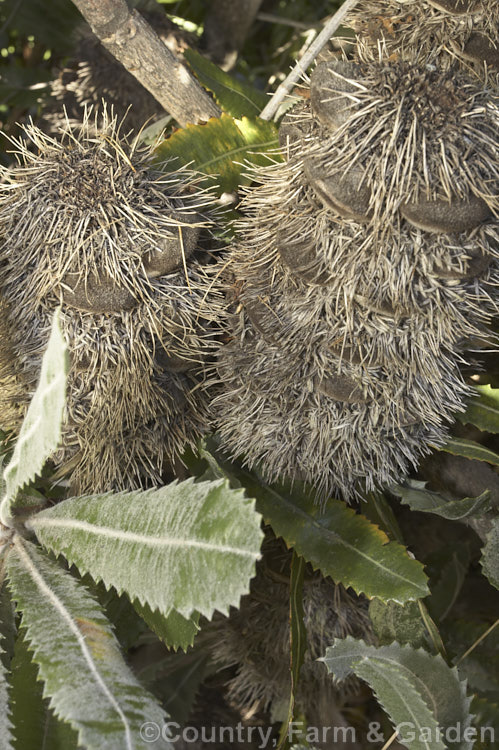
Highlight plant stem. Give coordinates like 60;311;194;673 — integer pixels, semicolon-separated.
70;0;221;127
259;0;359;121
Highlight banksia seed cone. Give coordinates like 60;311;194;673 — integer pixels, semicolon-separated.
347;0;499;83
0;296;28;431
0;109;223;493
204;536;372;718
214;33;499;499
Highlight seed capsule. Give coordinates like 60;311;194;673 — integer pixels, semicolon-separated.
315;373;367;404
142;219;201;278
400;196;491;235
310;61;362;132
460;33;499;69
303;157;372;222
61;273;138;313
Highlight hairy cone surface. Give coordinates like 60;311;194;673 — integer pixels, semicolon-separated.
214;2;499;500
0;109;223;493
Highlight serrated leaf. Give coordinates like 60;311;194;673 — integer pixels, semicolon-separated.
5;537;171;750
82;578;146;651
321;638;474;750
1;311;68;524
369;600;426;648
0;583;16;671
0;640;14;749
132;602;200;652
481;520;499;590
436;437;499;466
10;628;79;750
357;659;445;750
183;48;268;117
200;445;428;603
28;478;263;618
154;114;279;193
458;385;499;434
392;480;492;520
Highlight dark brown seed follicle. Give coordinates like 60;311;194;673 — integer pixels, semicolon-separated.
278;101;315;156
460;33;499;70
155;344;198;373
61;273;138;313
245;299;279;342
142;216;201;278
303;157;372;222
277;237;330;284
433;249;492;280
400;196;491;234
309;60;361;132
315;373;367;404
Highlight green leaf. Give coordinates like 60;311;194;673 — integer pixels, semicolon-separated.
278;552;307;750
200;446;428;603
428;548;471;622
458;385;499;434
363;490;405;543
152;651;210;725
357;659;446;750
0;582;16;670
10;628;79;750
368;600;427;648
436;437;499;466
5;537;171;750
0;639;14;749
321;638;474;750
28;478;263;619
183;48;268;117
392;480;492;520
89;582;146;652
154;114;279;193
132;602;200;652
481;520;499;590
0;310;68;525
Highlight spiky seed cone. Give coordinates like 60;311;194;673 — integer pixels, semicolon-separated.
203;536;373;717
346;0;499;83
307;60;498;227
0;296;29;431
0;109;224;493
214;54;499;501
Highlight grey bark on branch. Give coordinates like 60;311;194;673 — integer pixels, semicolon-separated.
70;0;221;127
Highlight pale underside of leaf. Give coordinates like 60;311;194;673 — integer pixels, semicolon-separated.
9;626;80;750
0;641;14;749
28;478;263;618
321;638;474;750
1;310;68;525
5;537;171;750
354;658;445;750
